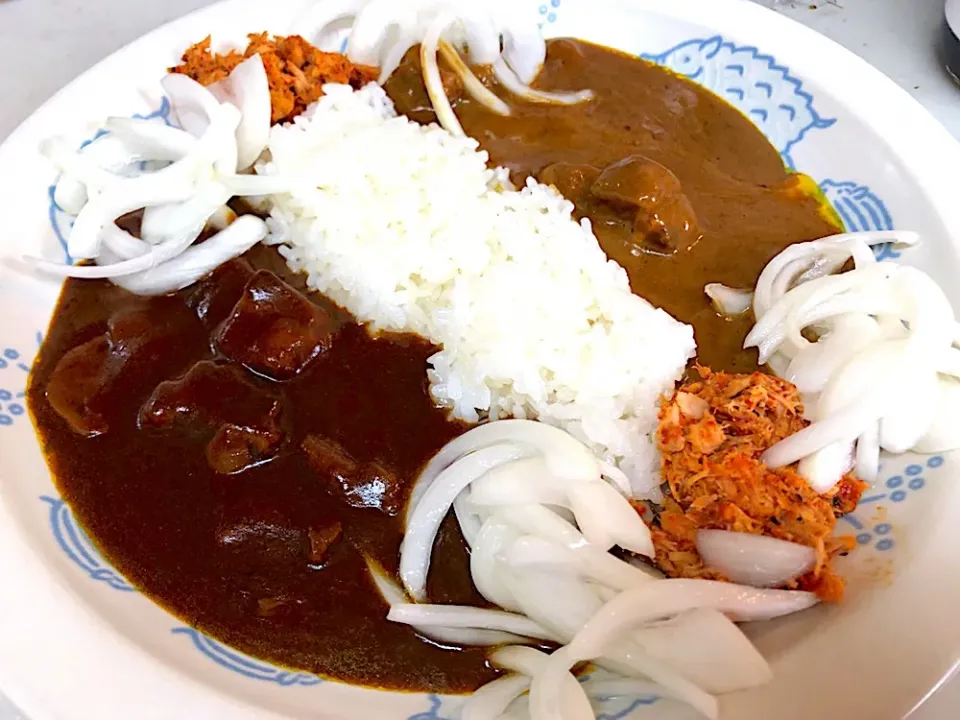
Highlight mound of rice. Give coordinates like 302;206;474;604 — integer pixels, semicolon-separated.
259;83;695;496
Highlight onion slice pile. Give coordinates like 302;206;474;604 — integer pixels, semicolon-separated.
304;0;594;136
388;420;817;719
33;59;273;295
734;230;960;490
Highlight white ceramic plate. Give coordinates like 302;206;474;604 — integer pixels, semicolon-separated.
1;0;960;718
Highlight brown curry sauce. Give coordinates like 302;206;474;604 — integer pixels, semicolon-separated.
28;40;841;692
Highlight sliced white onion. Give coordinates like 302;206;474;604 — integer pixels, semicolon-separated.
109;214;267;295
53;174;88;216
751;231;918;320
103;117;197;161
797;440;856;494
914;376;960;452
343;0;398;66
704;283;753;317
140;181;233;244
63;168;198;260
854;421;881;482
469;456;568;508
529;581;816;720
208;53;271;171
502;567;603;643
784;314;882;394
100;223;150;260
377;28;419;83
420;13;464;137
453;490;483;549
471;516;523;612
458;8;500;66
387;604;556;642
41;137;118;196
579;677;662;700
420;626;531;647
595;643;718;719
461;673;531;720
633;608;772;694
491;646;594;720
696;530;816;588
761;391;881;471
299;0;366;50
567;481;654;557
569;580;817;659
504;535;654;592
161;72;221;138
366;558;524;647
401;443;531;601
492;59;594;106
497;15;546;85
414;420;602;512
438;40;511;117
496;503;586;550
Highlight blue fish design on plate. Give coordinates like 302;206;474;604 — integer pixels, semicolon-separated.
642;36;835;168
819;179;900;260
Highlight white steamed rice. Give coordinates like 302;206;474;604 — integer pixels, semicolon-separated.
258;83;695;496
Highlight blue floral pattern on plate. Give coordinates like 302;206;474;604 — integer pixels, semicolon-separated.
403;681;658;719
538;0;561;25
171;628;322;686
40;496;136;592
840;455;942;553
0;332;40;427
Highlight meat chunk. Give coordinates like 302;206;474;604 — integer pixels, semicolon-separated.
185;259;256;330
45;337;112;437
649;367;868;602
302;435;404;515
590;155;701;253
45;306;183;436
538;162;601;204
215;270;338;381
307;522;343;567
216;502;308;572
206;422;284;475
140;361;284;474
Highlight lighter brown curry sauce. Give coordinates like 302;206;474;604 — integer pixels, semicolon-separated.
28;39;841;692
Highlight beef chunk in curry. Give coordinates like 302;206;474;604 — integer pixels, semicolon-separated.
139;360;285;474
302;435;404;516
215;270;339;380
186;258;257;330
540;154;701;254
46;304;195;437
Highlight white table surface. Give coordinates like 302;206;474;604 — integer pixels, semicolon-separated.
0;0;957;717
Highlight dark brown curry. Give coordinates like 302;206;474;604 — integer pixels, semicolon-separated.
28;39;841;692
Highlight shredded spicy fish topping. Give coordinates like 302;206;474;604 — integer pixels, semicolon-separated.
171;33;378;124
650;367;867;602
